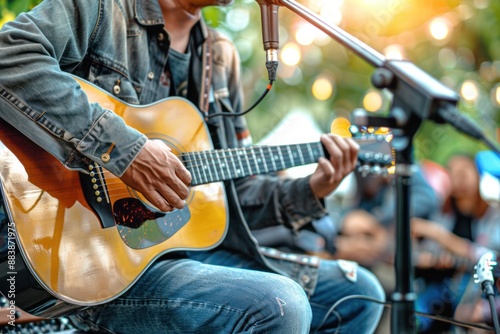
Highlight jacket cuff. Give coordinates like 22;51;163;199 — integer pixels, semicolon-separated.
77;109;147;177
284;176;327;231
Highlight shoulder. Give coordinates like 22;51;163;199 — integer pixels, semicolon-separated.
208;28;240;65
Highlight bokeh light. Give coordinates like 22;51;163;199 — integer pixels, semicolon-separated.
491;84;500;107
460;80;480;102
363;90;383;112
383;45;405;60
429;17;452;41
312;76;334;101
438;48;457;70
330;117;352;137
225;7;250;32
295;24;317;46
281;42;302;66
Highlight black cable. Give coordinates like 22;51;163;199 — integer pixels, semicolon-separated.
488;293;500;334
312;294;497;333
312;294;385;334
483;280;500;334
206;61;278;119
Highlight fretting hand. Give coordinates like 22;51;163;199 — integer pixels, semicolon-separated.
309;134;360;199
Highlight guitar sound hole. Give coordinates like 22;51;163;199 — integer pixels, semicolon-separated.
113;198;165;229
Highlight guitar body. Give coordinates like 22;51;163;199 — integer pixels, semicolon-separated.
0;78;228;316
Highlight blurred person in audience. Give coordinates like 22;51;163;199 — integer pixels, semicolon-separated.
253;160;440;272
411;153;500;333
330;163;440;267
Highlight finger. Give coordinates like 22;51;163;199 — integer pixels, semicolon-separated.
155;184;187;210
141;188;175;212
164;177;190;202
332;135;360;174
345;137;360;169
175;164;192;186
317;156;335;183
320;134;343;177
329;134;352;174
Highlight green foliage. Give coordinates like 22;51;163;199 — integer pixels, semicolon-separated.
0;0;42;19
1;0;499;164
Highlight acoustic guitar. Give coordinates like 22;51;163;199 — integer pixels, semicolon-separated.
0;77;393;318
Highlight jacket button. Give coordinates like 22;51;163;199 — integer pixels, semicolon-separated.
113;85;121;95
148;72;155;80
101;153;110;163
301;275;311;284
158;33;165;41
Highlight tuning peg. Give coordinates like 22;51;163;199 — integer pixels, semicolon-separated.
358;164;371;177
371;165;382;175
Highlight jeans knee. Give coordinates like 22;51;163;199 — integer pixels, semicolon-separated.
358;266;386;303
260;276;312;333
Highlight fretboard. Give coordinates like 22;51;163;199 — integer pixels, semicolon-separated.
182;142;325;186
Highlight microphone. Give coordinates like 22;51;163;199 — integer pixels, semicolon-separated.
256;0;280;81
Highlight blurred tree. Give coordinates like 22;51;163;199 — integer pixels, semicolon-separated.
1;0;499;166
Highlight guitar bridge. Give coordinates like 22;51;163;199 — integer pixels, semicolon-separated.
79;162;115;228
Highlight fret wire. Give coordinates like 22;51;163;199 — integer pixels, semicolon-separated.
276;146;286;170
189;152;203;185
315;142;324;160
224;148;233;179
267;146;278;172
202;151;213;183
181;142;329;184
222;151;231;179
199;152;208;184
236;148;245;178
297;145;306;165
258;146;269;173
186;151;314;168
229;148;238;178
210;151;220;181
250;147;261;174
243;147;253;176
285;145;296;168
306;143;315;162
191;153;203;183
215;150;226;180
267;146;277;171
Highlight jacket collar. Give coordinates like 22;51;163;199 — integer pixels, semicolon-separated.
134;0;209;46
135;0;165;26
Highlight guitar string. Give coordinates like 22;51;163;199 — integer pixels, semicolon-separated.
97;135;390;192
94;136;391;194
97;145;322;196
100;142;326;193
98;145;391;198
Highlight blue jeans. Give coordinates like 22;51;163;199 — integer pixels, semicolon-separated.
73;250;384;333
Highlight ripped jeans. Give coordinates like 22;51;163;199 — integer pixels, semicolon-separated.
72;249;384;333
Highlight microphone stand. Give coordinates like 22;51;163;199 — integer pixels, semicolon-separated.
264;1;500;333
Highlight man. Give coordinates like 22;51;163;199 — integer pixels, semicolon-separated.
0;0;384;332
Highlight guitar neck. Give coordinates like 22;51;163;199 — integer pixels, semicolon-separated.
183;142;325;186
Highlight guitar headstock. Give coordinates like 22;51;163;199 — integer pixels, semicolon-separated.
352;133;394;177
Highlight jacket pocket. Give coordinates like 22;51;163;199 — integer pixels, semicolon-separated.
88;62;141;104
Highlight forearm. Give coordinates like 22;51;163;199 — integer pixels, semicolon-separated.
236;175;326;231
0;0;146;176
432;225;473;259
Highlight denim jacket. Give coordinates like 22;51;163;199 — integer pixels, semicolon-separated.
0;0;327;294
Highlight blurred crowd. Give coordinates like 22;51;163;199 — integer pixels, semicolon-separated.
251;146;500;333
